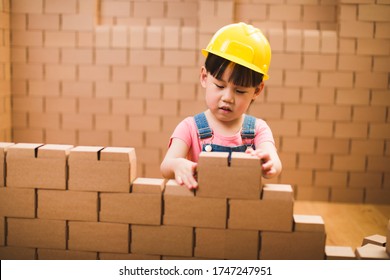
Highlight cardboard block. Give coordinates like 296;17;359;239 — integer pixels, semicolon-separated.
0;216;4;246
0;246;36;260
100;192;162;225
325;246;356;260
362;234;386;247
132;177;165;194
262;184;294;201
260;231;326;260
37;249;98;260
131;225;193;257
197;152;261;199
0;187;35;218
229;199;293;232
7;218;66;250
0;142;15;187
68;221;129;253
163;179;227;228
6;143;72;189
194;228;259;260
293;214;325;233
355;243;390;260
68;146;136;192
38;190;98;221
100;252;161;260
387;220;390;254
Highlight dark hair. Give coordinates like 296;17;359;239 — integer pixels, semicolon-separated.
204;53;264;88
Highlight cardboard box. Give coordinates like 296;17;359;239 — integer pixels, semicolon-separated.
293;214;325;233
68;146;136;192
260;231;326;260
228;184;294;232
38;190;98;221
163;179;227;228
0;247;36;260
325;246;356;260
355;243;390;260
0;142;15;187
262;184;294;201
100;192;162;225
37;249;98;260
6;143;72;189
194;228;259;260
197;152;262;199
260;214;326;260
99;252;160;260
362;234;386;247
68;221;129;253
132;177;165;194
7;218;66;250
131;225;193;257
0;187;36;218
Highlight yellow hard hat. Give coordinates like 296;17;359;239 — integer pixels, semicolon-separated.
202;22;271;80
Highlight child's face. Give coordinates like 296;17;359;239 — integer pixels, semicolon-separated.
200;65;263;124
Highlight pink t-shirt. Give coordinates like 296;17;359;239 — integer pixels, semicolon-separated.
169;115;275;162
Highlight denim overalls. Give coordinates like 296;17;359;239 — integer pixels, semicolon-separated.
194;112;256;157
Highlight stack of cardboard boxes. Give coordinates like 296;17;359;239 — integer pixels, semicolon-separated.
0;142;387;260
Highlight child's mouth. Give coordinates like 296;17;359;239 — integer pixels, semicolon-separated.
219;106;232;113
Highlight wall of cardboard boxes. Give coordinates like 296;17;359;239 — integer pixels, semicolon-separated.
0;0;389;204
1;142;389;260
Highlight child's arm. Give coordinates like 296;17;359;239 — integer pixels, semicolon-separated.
246;141;282;179
160;138;198;189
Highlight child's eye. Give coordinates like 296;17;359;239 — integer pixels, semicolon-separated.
214;83;224;89
236;89;247;94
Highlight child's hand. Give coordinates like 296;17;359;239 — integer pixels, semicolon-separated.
174;159;198;190
246;148;277;178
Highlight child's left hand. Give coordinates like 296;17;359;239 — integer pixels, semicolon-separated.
246;148;278;178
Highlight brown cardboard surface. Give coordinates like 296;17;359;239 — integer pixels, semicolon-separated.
6;143;43;158
38;190;98;221
37;249;98;260
362;234;386;246
293;214;325;232
355;243;390;260
229;199;293;232
0;142;15;187
131;225;193;257
68;146;136;193
68;221;129;253
262;184;294;201
325;245;356;260
0;216;4;246
0;246;37;260
6;144;71;189
194;228;259;260
197;161;262;199
164;179;194;197
7;218;66;250
0;187;36;218
132;177;165;194
164;180;227;228
100;192;162;225
260;231;326;260
99;252;161;260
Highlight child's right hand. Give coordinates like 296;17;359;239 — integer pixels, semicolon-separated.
174;159;198;190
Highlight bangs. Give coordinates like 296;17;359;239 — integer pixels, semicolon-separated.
204;53;263;87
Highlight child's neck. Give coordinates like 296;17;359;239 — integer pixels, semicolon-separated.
204;110;244;136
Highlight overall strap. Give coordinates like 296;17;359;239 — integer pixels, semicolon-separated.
241;114;256;139
194;112;213;139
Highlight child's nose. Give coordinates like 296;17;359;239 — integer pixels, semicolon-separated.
221;88;234;103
